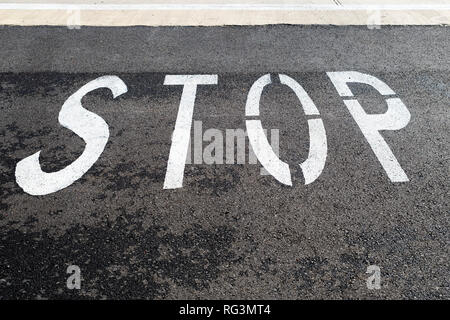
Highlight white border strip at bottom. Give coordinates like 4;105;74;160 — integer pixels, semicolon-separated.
0;3;449;11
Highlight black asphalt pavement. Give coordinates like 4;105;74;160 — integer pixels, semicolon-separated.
0;25;448;299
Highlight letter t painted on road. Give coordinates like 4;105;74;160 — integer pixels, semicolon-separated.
163;75;218;189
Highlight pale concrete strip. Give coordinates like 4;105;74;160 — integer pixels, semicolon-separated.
0;1;449;26
2;3;450;10
0;0;447;5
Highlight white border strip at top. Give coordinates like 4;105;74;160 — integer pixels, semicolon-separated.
0;3;449;11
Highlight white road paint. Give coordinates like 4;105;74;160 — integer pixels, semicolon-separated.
299;119;327;185
279;74;327;185
327;71;410;182
246;74;327;185
15;72;411;195
327;71;396;97
279;74;319;116
1;3;449;11
15;75;128;195
245;74;271;117
246;74;292;185
247;119;293;186
163;75;218;189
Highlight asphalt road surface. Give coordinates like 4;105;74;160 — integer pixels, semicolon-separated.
0;25;448;299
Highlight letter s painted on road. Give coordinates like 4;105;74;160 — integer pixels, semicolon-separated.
15;75;128;195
